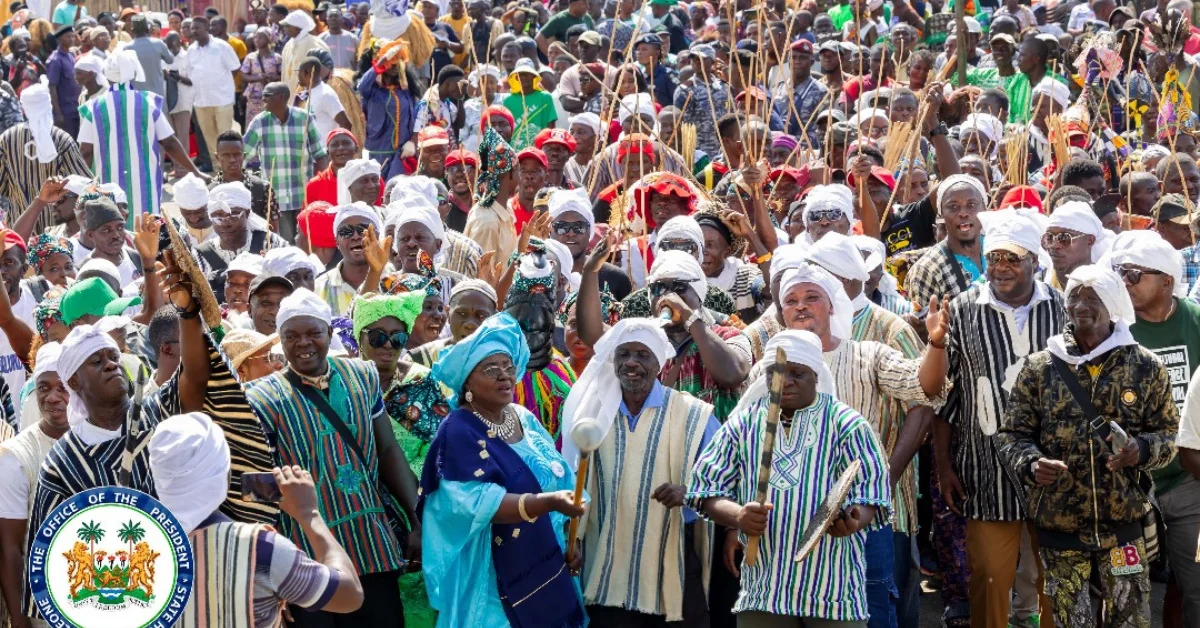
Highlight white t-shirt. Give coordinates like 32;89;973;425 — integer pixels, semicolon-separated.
0;425;56;519
308;82;346;148
1177;366;1200;451
0;283;35;410
168;48;194;113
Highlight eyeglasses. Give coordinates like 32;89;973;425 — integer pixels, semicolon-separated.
365;329;410;349
649;280;692;297
1041;232;1089;247
985;251;1026;266
806;209;845;223
245;352;283;367
1116;265;1165;285
336;224;371;238
552;220;590;236
480;363;518;380
658;239;699;255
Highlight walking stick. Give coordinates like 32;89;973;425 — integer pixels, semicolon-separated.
743;347;787;567
565;416;605;563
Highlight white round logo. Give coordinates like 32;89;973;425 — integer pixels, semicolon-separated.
28;487;194;628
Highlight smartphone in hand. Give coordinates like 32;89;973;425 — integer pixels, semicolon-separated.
241;472;283;503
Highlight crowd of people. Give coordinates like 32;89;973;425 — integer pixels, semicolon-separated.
2;0;1200;626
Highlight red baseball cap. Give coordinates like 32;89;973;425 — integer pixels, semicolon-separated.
445;148;480;169
535;128;578;152
847;166;896;191
516;147;549;169
0;229;25;255
999;185;1044;213
735;86;768;103
790;39;814;54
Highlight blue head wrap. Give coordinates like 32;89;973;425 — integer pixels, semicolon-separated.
431;312;530;408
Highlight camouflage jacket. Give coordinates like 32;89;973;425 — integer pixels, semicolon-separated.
997;338;1178;551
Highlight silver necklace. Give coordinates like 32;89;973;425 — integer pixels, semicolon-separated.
474;406;518;440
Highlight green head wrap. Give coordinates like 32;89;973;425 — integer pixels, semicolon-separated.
352;292;426;341
61;276;119;325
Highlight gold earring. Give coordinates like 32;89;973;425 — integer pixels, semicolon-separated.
465;390;474;403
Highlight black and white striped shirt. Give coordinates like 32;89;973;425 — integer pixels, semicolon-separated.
943;282;1066;521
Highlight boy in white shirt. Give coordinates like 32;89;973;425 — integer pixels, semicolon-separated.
296;57;351;148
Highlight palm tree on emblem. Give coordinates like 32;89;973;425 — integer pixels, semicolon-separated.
117;521;146;558
77;521;104;554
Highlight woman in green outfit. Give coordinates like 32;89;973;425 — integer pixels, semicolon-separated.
353;291;454;628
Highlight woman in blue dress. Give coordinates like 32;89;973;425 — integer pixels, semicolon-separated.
420;312;588;628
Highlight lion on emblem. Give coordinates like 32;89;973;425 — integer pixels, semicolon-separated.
62;542;97;597
126;542;160;597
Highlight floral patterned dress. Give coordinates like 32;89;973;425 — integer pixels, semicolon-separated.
240;51;282;124
385;362;452;628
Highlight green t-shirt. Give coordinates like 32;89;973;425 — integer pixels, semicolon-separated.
503;90;558;150
829;4;854;30
1130;297;1200;495
538;11;594;43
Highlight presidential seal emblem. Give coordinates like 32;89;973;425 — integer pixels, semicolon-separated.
28;487;194;628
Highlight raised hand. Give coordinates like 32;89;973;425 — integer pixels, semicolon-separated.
37;177;69;205
583;230;619;275
133;213;162;265
362;225;393;275
925;295;950;348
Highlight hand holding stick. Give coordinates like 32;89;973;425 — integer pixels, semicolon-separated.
744;347;787;566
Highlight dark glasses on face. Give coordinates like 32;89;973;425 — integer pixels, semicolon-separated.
1041;232;1088;247
365;329;409;349
806;209;845;223
552;220;590;235
658;239;698;255
337;224;371;238
1116;265;1165;285
649;280;692;297
985;251;1026;266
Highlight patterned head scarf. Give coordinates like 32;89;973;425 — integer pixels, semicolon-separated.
26;233;73;273
507;238;558;302
383;250;442;297
558;288;619;326
34;296;64;340
476;126;516;207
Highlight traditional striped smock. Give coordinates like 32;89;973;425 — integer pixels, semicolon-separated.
78;84;176;224
687;393;891;620
513;355;576;447
848;303;930;535
246;357;405;575
944;283;1065;521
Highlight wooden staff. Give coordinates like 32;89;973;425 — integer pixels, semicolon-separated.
743;347;787;567
565;452;589;563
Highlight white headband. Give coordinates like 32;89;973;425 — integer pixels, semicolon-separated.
277;287;334;331
263;246;323;278
547;188;594;237
1065;264;1136;325
148;412;231;534
1047;201;1114;262
568;112;603;136
647;249;707;302
655;215;705;259
337;158;382;205
332;202;383;237
935;174;987;208
805;232;870;282
174;173;209;210
59;323;121;427
730;329;836;420
779;265;854;341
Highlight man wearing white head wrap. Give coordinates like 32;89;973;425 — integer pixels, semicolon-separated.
312;203;383;316
561;318;717;623
1041;201;1114;291
998;264;1177;628
803;184;855;242
654;215;706;260
935;205;1067;627
103;48;147;85
151;414;366;628
263;246;324;291
174;172;216;245
619;92;657;130
688;327;893;626
958;112;1004;157
280;10;329;97
851;234;912;317
337;157;383;205
906;172;989;308
734;242;813;363
243;285;419;621
383;196;468;308
194;181;286;293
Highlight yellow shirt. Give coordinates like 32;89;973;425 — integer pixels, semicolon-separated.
228;36;248;91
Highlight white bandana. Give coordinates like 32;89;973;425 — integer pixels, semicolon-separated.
174;173;210;210
803;185;854;227
936;174;988;208
277;287;333;331
281;10;316;37
560;319;673;468
1047;201;1114;262
63;174;92;196
387;174;439;205
959;113;1004;146
1106;231;1187;297
333;202;383;237
805;232;870;282
227;252;264;277
387;198;445;246
337;158;382;205
983;212;1043;256
1032;77;1070;107
148;412;231;534
450;278;498;305
647;250;708;303
20;76;56;164
59;323;121;427
568;112;602;136
544;238;574;283
654;215;705;259
103;49;146;85
1047;265;1140;365
779;265;854;341
32;342;62;383
548;188;593;238
263;246;324;278
99;183;126;205
729;330;836;420
618;93;655;126
209;181;253;212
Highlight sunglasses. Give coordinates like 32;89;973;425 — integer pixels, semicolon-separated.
552;220;590;236
210;209;248;224
985;251;1027;266
806;209;845;223
658;240;699;255
1041;232;1089;247
1116;265;1165;285
336;224;371;238
365;329;410;350
480;363;518;380
649;280;692;297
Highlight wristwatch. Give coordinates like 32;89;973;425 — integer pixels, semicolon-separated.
683;310;703;330
927;123;948;138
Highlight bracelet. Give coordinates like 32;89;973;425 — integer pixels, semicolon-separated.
143;266;157;274
176;303;201;320
518;493;538;523
754;252;773;264
929;337;946;350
